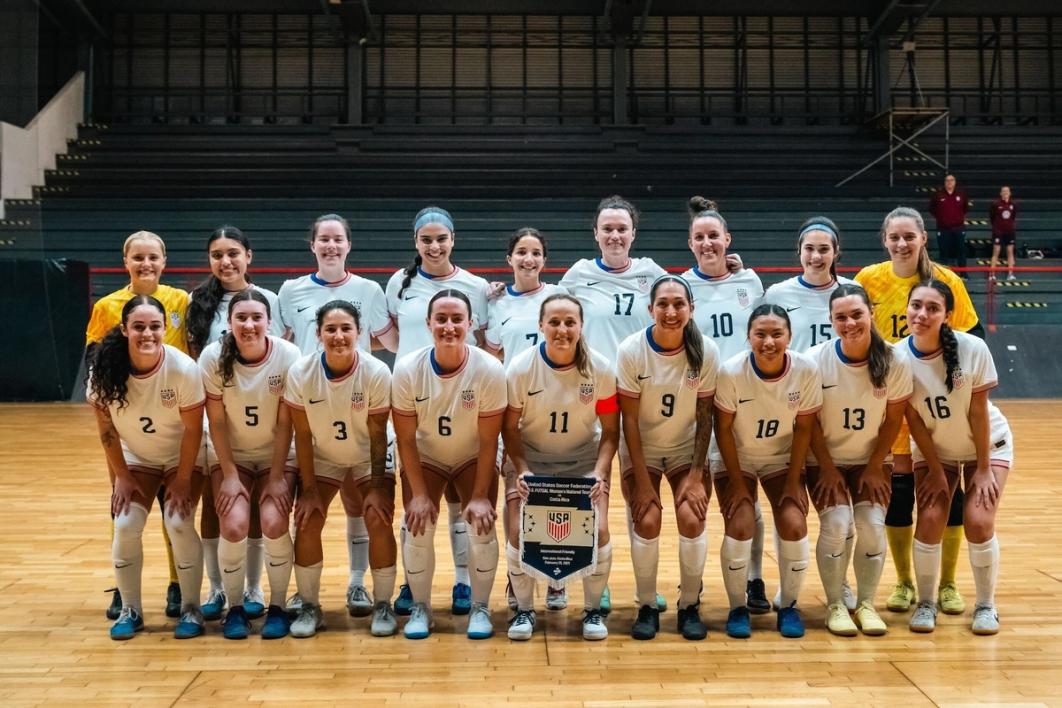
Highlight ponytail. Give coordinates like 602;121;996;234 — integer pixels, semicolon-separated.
398;254;423;299
829;283;891;389
940;323;960;393
89;295;167;410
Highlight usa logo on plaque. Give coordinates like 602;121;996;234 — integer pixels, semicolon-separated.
520;476;597;584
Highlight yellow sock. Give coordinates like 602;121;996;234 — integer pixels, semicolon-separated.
886;525;914;585
110;516;115;543
941;525;963;585
162;515;179;585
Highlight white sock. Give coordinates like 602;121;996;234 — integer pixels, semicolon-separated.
113;503;148;612
371;564;397;604
816;505;851;605
399;516;409;584
203;537;222;593
852;502;886;605
630;531;660;608
293;560;323;605
749;501;765;580
263;533;293;608
778;536;810;609
245;536;264;592
844;515;856;585
402;520;436;605
218;536;248;608
583;542;612;610
968;535;999;608
164;509;205;611
678;529;707;608
448;502;470;586
720;535;752;610
347;516;369;587
506;542;535;611
913;539;942;604
469;525;499;606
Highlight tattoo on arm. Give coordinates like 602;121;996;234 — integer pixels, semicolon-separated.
692;398;712;467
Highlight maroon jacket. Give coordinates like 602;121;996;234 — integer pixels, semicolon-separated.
989;198;1018;235
928;189;970;230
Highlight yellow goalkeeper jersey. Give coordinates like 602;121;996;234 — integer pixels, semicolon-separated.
855;261;979;343
85;283;190;353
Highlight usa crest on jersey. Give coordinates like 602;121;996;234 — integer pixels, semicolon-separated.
951;367;966;390
787;390;801;410
351;391;365;410
462;389;476;410
268;374;284;396
873;386;887;399
685;368;699;389
160;388;177;409
579;382;594;405
736;287;750;308
636;275;650;292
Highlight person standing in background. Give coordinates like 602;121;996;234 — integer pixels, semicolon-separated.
988;186;1019;282
928;174;971;275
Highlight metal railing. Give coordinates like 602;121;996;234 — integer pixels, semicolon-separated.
835;107;949;188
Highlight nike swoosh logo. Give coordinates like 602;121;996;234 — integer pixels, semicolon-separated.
502;317;513;326
727;564;745;571
297;306;311;313
528;389;543;396
786;307;801;312
637;375;651;381
404;295;418;301
178;564;196;571
822;384;838;389
309;398;324;404
865;552;884;559
415;396;430;402
223;383;235;388
587;281;601;286
223;567;240;574
269;561;288;567
738;398;754;403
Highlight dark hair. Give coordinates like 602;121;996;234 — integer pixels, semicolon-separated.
90;295;167;410
687;195;728;232
315;299;362;334
829;284;891;389
309;213;351;243
908;279;960;392
539;293;592;378
798;216;842;281
594;195;639;230
400;206;455;298
747;303;792;335
649;275;704;374
218;289;272;387
508;227;548;258
187;226;252;357
881;206;935;281
427;288;472;320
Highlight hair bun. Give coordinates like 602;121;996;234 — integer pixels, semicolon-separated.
688;196;718;215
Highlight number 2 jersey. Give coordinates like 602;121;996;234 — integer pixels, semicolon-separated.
485;283;564;365
895;331;1010;464
712;350;822;468
682;267;764;361
506;343;618;468
616;326;720;458
283;350;392;468
392;345;507;468
88;344;206;469
806;338;913;465
559;257;666;355
763;275;857;353
199;335;301;462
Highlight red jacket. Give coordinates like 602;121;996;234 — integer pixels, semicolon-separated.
989;198;1018;235
928;189;970;230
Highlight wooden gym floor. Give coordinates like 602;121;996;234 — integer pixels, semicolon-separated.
1;401;1060;707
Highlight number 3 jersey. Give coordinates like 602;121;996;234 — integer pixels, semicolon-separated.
485;283;564;366
712;350;822;468
199;335;301;461
806;339;913;465
763;275;857;353
895;331;1010;463
506;343;618;467
283;350;392;468
88;344;206;468
392;345;507;468
616;327;720;458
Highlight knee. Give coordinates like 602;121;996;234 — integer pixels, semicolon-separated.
962;510;995;543
633;506;662;539
853;502;885;535
675;507;705;538
724;505;755;541
365;513;394;539
818;505;851;542
114;503;149;541
260;511;289;540
915;504;948;535
775;506;807;541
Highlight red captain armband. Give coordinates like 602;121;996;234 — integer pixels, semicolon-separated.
596;394;619;415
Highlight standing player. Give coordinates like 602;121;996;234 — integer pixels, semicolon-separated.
501;294;619;640
988;186;1019;281
283;300;397;638
385;206;492;616
85;231;189;621
856;206;983;616
198;289;301;639
89;296;206;640
898;280;1012;635
187;226;285;624
277;214;395;620
712;305;821;639
391;290;507;640
617;276;720;641
806;284;912;636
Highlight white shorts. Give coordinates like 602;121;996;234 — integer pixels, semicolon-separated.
913;431;1014;470
620;444;694;480
313;459;377;487
709;458;789;481
210;450;297;478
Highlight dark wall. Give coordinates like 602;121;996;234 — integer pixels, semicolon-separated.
0;0;39;125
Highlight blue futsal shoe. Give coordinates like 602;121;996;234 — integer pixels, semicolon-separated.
201;588;226;621
777;605;805;638
109;607;144;640
261;605;290;640
174;607;206;639
395;584;414;616
451;582;472;616
222;606;250;640
725;607;752;639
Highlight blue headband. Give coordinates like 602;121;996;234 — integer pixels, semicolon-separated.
413;209;454;234
651;274;694;302
799;222;838;239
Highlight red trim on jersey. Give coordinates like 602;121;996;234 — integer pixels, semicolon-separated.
371;320;395;338
206;392;223;401
595;394;619;415
697;389;715;399
713;401;736;414
972;381;998;393
324;351;359;383
367;406;391;415
311;272;353;288
240;337;272;368
479;408;505;418
179;399;206;412
392;408;417;417
131;347;165;379
617;388;640;399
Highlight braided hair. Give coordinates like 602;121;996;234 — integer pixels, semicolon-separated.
650;275;704;374
187;225;251;357
90;295;167;410
218;288;272;387
400;206;455;298
910;279;960;392
539;293;592;378
829;284;891;389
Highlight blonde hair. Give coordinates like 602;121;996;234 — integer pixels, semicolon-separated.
880;206;934;281
122;230;167;256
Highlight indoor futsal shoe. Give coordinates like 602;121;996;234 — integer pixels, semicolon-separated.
109;607;144;641
582;609;608;641
201;587;226;621
507;609;536;641
971;605;1000;635
222;606;251;640
243;587;266;619
395;584;414;616
467;602;494;639
546;585;568;610
370;601;399;637
677;603;708;641
841;580;858;612
777;605;805;638
174;607;206;639
630;605;660;640
938;581;966;615
505;580;518;611
854;601;888;636
745;579;771;614
106;588;122;620
451;582;472;615
404;603;433;640
886;581;916;612
165;582;181;618
825;601;858;637
599;585;612;615
261;605;290;640
656;592;668;613
909;601;937;633
285;592;304;617
346;584;373;617
290;603;325;638
725;607;752;639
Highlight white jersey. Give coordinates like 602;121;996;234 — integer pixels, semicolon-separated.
682;267;764;361
283;350;392;467
616;326;720;457
763;275;857;353
385;266;490;361
506;343;617;466
392;345;507;467
277;272;392;355
895;332;1011;463
559;257;666;355
193;284;285;347
199;336;301;461
485;283;564;366
89;345;206;468
712;350;823;467
807;339;913;465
